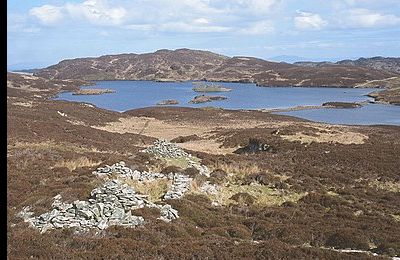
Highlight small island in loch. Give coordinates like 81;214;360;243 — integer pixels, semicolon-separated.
72;88;115;95
322;102;363;108
189;94;228;103
192;82;232;92
156;99;179;105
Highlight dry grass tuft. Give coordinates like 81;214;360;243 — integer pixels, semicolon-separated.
210;161;263;184
52;157;101;172
123;178;171;202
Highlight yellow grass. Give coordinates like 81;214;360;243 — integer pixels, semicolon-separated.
11;140;105;154
123;178;171;202
191;182;307;207
52;157;101;172
210;161;263;184
147;156;203;172
280;130;368;145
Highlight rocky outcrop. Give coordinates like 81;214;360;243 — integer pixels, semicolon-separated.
234;138;275;154
33;49;398;87
337;57;400;74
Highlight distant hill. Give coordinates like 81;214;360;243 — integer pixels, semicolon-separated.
34;49;399;88
337;57;400;74
295;57;400;74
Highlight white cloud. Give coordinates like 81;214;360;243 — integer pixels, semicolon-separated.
159;22;230;33
124;24;155;31
239;0;281;14
65;0;127;26
344;8;400;28
29;0;127;26
294;11;327;30
193;18;210;25
29;5;64;25
241;20;274;35
125;19;230;33
26;0;282;33
219;0;281;15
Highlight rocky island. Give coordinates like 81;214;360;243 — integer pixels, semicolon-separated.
72;88;115;95
189;94;227;104
156;99;179;105
322;102;363;108
192;82;232;92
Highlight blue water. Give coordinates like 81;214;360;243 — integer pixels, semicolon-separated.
55;80;400;126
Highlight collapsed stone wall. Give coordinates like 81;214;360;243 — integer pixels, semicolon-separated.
17;139;210;233
17;179;179;233
143;139;211;177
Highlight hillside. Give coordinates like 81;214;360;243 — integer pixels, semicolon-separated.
337;57;400;74
7;72;400;259
34;49;399;88
295;57;400;74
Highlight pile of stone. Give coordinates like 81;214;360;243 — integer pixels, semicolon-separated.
158;204;179;222
92;161;133;178
144;139;211;177
200;181;220;196
164;174;193;200
188;160;211;177
17;180;179;233
143;139;190;158
92;162;193;200
93;162;166;181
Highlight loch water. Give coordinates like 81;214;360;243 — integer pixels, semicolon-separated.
55;80;400;126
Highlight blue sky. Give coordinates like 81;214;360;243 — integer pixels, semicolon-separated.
7;0;400;69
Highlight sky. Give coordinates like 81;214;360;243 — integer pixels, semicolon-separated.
7;0;400;70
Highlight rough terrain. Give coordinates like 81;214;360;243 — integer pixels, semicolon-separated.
34;49;399;89
7;72;400;259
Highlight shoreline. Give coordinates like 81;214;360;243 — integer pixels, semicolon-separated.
78;79;395;105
